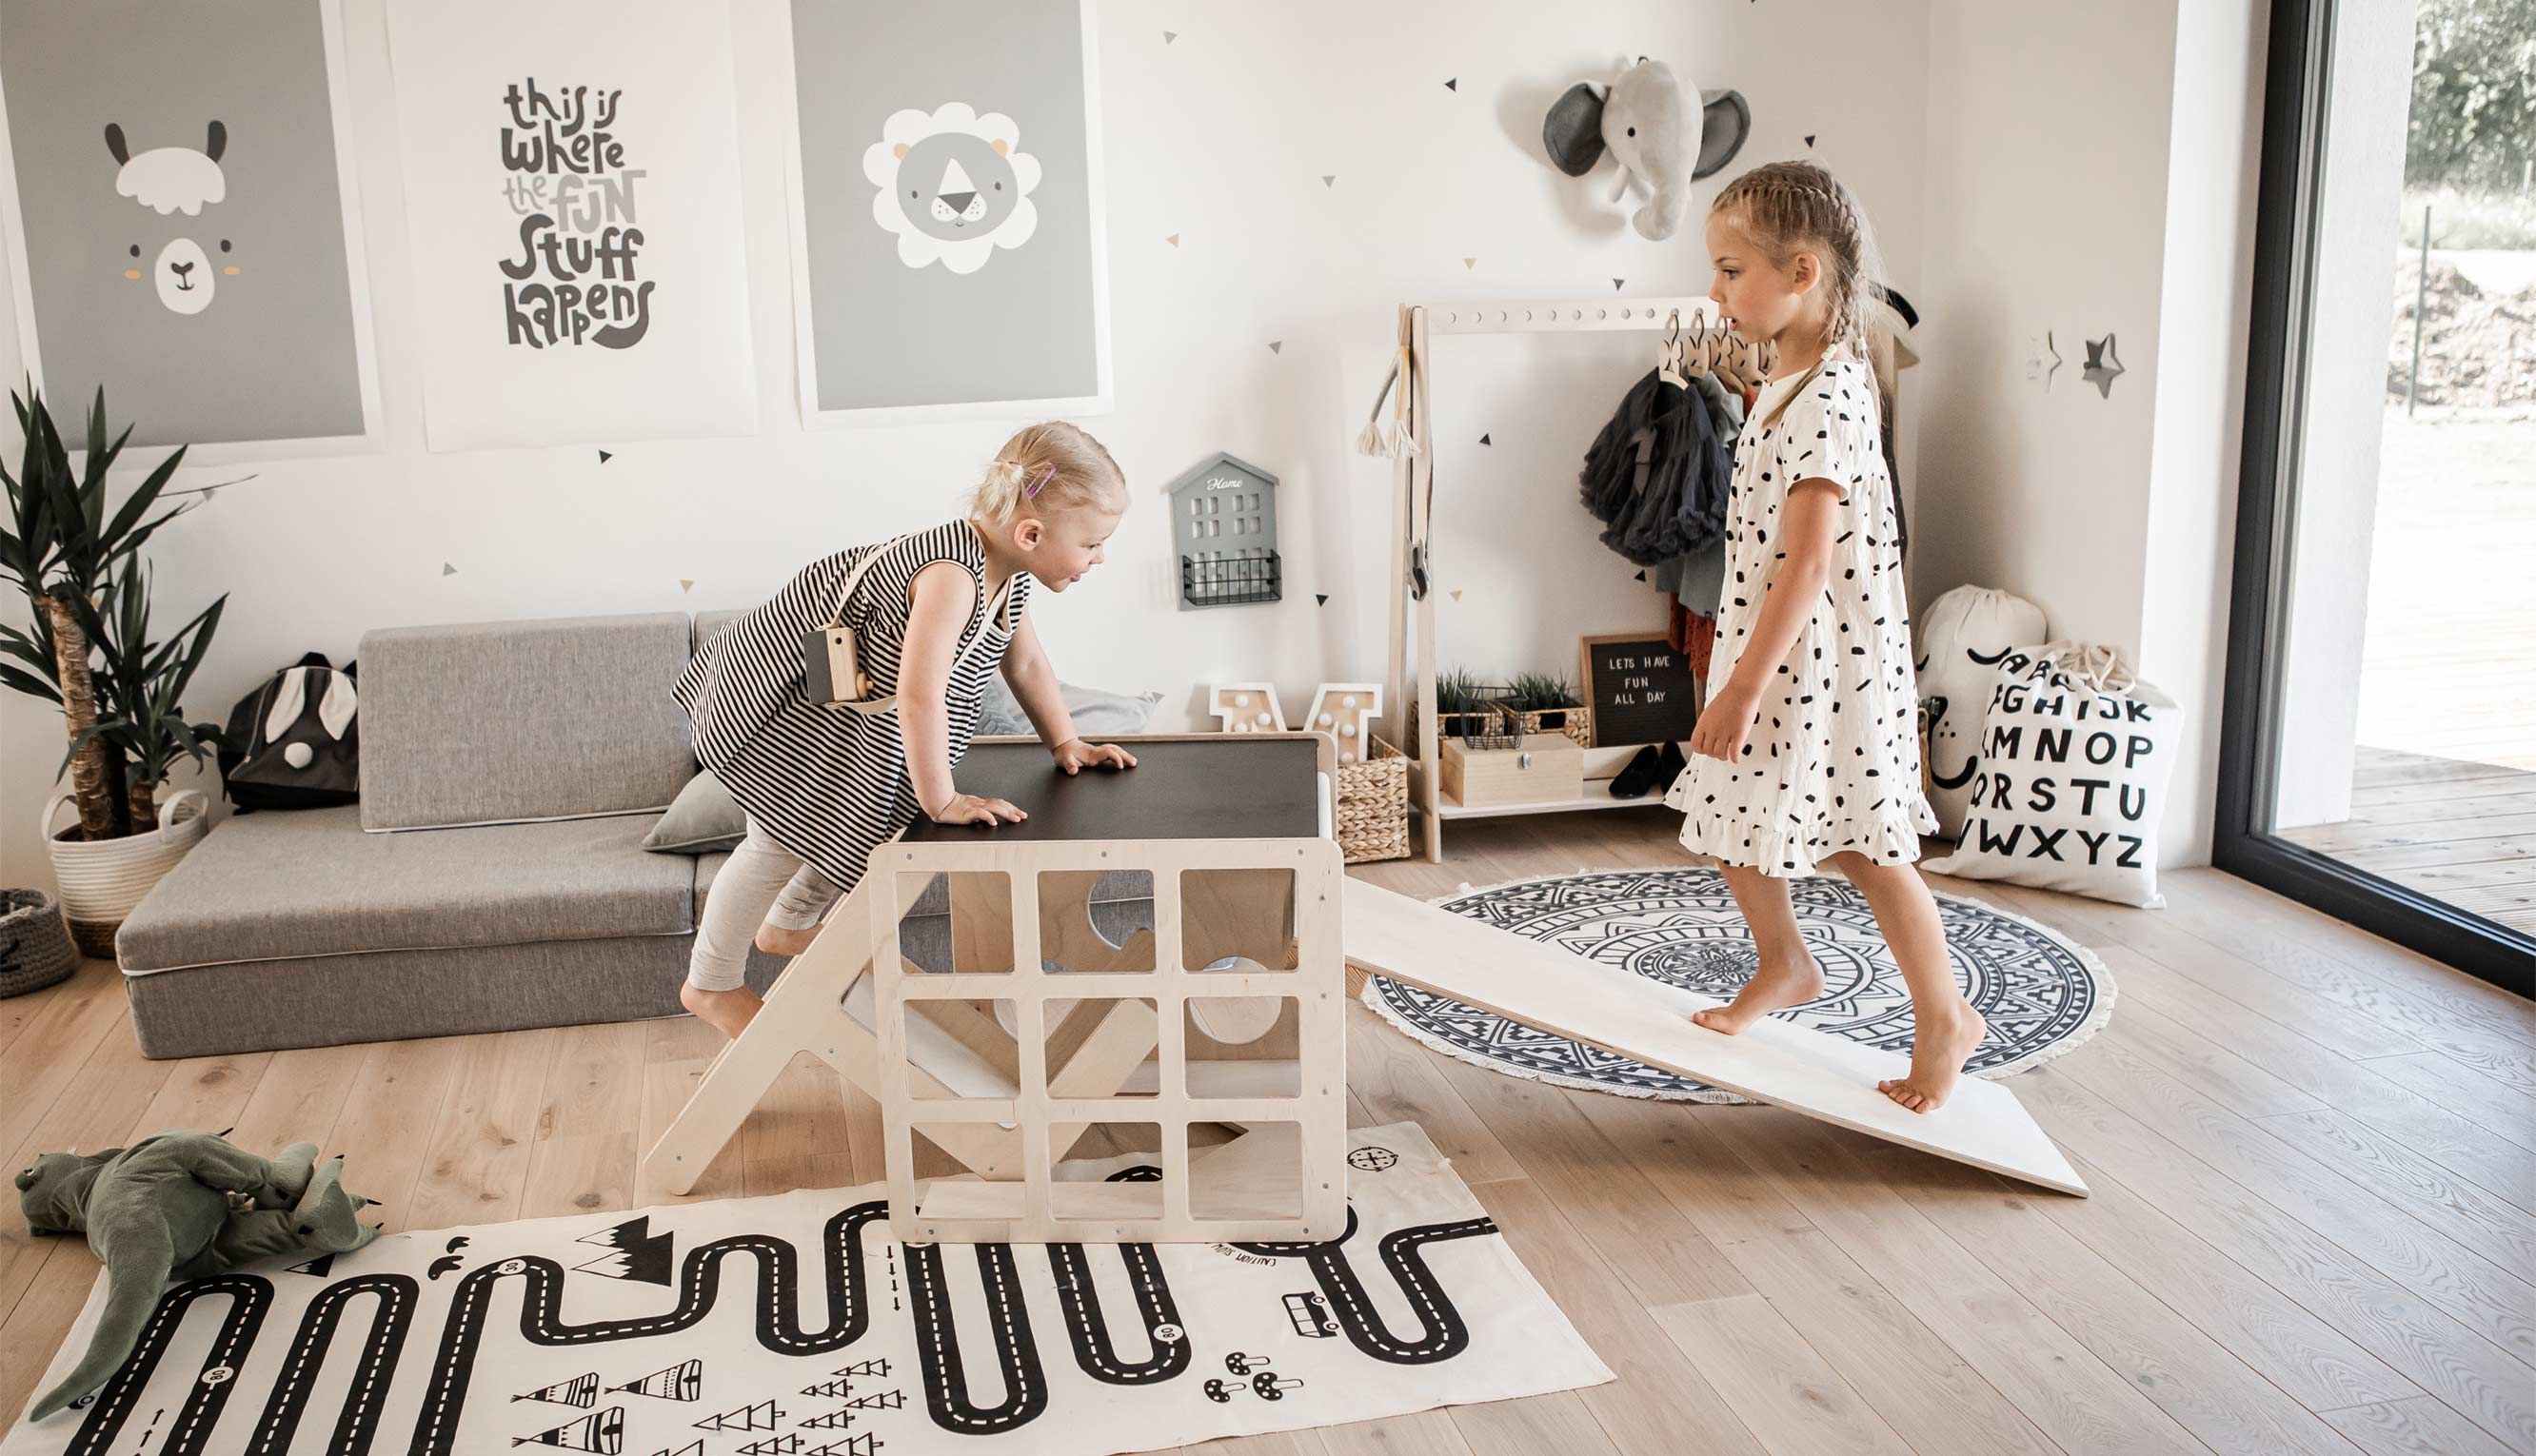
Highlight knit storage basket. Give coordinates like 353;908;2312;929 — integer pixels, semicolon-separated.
42;789;211;959
1336;738;1410;863
0;889;78;998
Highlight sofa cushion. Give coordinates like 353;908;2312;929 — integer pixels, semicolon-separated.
118;807;695;974
644;769;745;855
360;612;694;831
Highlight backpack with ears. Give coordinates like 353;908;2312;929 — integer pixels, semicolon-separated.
218;654;362;812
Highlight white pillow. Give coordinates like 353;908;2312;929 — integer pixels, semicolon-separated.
1925;642;2179;908
1914;586;2048;839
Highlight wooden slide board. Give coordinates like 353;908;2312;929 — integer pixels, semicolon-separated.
1343;880;2088;1196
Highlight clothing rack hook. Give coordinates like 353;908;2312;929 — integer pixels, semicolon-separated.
1664;307;1682;346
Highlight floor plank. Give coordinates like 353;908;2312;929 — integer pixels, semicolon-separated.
1701;1107;2209;1454
1649;1293;1916;1456
2020;1068;2536;1450
1857;1146;2373;1456
2325;1394;2524;1456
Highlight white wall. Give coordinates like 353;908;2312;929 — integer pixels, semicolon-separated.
1;0;1934;896
1913;0;2267;867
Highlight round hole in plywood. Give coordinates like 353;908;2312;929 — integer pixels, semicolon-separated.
1188;995;1284;1044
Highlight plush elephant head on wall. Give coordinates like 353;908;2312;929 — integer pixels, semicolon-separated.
1542;56;1752;242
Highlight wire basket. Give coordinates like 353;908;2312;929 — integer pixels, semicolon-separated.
1335;738;1410;863
1180;550;1282;608
1408;686;1514;750
0;889;78;999
1455;704;1521;753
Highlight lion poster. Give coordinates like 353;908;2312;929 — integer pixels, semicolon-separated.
786;0;1113;424
385;0;757;452
0;0;381;455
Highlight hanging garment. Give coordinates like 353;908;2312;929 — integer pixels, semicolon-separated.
1577;367;1733;567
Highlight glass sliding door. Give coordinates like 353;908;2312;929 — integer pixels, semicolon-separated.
2218;0;2535;992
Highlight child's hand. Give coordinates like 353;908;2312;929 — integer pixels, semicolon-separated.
1052;738;1138;775
928;792;1027;826
1690;681;1759;763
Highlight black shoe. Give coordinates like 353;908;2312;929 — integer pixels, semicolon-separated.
1656;741;1688;793
1609;745;1665;797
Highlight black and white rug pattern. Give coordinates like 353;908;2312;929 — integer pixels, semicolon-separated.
1363;869;2114;1103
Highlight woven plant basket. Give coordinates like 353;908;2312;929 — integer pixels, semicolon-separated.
42;789;211;960
0;889;79;998
1335;738;1410;864
1497;701;1594;749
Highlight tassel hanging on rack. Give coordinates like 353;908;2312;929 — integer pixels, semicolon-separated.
1354;346;1421;458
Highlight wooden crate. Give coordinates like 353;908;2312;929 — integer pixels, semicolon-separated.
1439;733;1586;809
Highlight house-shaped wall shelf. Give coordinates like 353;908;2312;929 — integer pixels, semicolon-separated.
1167;452;1281;610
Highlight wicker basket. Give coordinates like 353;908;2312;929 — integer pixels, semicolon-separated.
1335;738;1410;864
0;889;79;998
1406;687;1512;752
1496;701;1594;749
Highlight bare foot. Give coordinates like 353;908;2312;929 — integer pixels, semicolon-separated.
755;920;822;957
1878;1001;1988;1113
1690;951;1825;1034
680;981;763;1038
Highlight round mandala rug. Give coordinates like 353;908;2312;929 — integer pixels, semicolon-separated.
1361;867;2115;1103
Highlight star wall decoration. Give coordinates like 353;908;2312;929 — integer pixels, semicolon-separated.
2082;332;2124;399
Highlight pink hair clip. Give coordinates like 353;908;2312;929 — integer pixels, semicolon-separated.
1025;462;1057;498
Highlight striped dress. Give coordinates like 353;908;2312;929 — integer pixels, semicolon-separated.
675;521;1031;891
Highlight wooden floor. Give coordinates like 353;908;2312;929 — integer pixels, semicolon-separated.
2282;745;2536;936
4;808;2532;1455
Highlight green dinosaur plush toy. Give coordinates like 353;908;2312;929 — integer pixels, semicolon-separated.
15;1131;383;1421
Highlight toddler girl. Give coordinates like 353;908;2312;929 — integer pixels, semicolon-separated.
674;421;1137;1037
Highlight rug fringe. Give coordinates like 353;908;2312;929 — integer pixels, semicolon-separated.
1358;865;2119;1101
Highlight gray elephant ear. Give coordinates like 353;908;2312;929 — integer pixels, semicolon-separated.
1543;82;1608;177
1694;89;1752;179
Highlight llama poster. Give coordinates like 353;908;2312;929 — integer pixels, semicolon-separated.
787;0;1112;424
0;0;380;453
386;0;757;453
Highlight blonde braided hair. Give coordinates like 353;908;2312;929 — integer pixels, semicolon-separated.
1710;161;1887;427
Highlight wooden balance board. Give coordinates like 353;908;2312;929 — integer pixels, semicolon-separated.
1342;879;2088;1196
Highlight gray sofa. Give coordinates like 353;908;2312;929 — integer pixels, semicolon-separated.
113;609;1149;1059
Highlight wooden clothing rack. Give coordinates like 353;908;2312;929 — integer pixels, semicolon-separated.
1378;295;1732;862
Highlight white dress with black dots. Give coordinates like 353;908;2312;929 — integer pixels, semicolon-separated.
1666;357;1936;876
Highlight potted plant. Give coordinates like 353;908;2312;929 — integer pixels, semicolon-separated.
2;384;228;959
1496;671;1593;748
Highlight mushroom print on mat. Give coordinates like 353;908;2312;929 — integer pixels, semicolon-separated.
0;0;380;449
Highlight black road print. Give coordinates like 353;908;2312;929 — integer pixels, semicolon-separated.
1237;1208;1498;1365
35;1190;1512;1452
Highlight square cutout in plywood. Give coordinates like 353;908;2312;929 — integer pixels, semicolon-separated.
1181;867;1298;972
874;836;1347;1244
1052;1124;1168;1225
901;997;1022;1101
1186;996;1299;1099
1039;869;1158;973
896;869;1017;974
911;1121;1026;1230
1046;998;1160;1098
1189;1122;1307;1223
